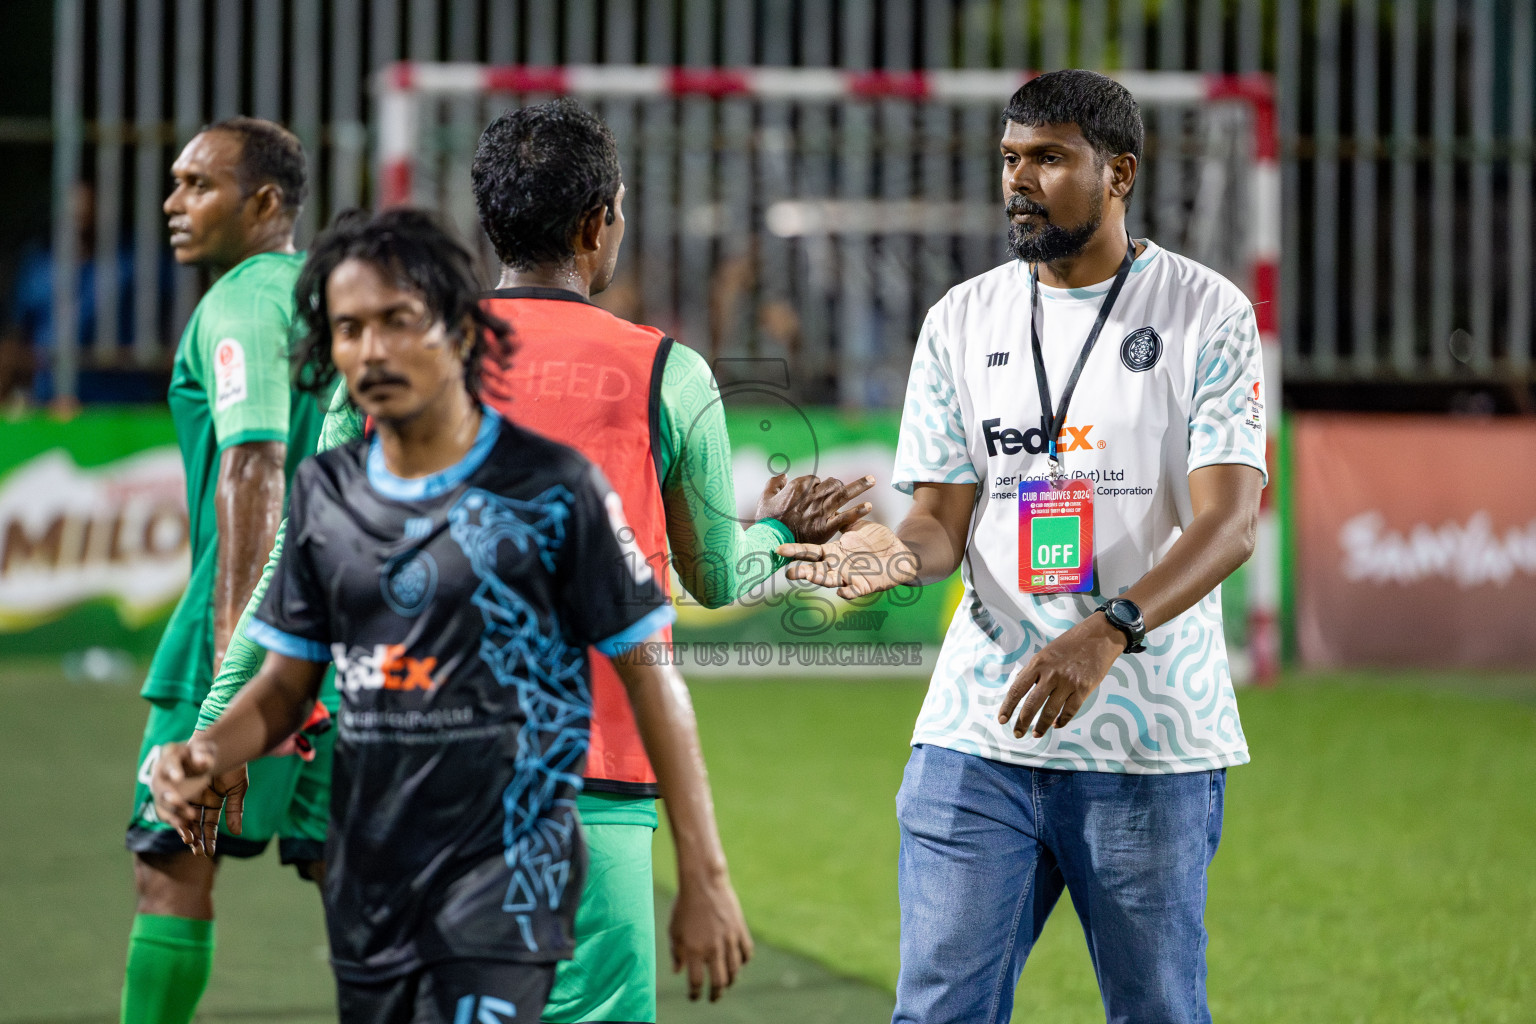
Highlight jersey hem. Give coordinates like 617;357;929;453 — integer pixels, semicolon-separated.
216;428;288;451
910;736;1250;775
139;679;204;704
581;778;661;798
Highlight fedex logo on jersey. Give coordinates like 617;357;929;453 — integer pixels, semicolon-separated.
331;642;440;694
982;417;1104;458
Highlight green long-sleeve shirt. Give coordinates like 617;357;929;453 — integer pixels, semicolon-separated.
196;342;789;730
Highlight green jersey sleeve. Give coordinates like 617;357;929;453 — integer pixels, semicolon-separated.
196;384;365;730
656;343;793;609
190;262;298;450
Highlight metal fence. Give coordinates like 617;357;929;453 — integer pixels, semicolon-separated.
381;64;1269;405
47;0;1536;403
1279;0;1535;383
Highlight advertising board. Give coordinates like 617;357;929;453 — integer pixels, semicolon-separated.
1292;414;1536;668
0;411;187;658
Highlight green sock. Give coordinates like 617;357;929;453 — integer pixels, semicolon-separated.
120;914;215;1024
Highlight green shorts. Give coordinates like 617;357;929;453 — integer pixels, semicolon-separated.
125;697;334;865
542;793;659;1024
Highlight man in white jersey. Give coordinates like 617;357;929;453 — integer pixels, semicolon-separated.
780;70;1266;1024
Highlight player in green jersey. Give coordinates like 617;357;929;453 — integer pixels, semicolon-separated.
120;118;325;1024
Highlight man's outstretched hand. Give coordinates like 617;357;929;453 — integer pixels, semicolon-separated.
756;473;876;545
670;869;754;1002
778;519;919;598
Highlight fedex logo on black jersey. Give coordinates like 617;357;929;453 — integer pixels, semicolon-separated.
982;417;1103;457
331;642;440;695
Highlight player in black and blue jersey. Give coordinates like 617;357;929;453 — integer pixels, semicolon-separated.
150;208;745;1023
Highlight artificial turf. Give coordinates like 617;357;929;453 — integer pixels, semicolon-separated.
2;662;1533;1022
659;672;1536;1023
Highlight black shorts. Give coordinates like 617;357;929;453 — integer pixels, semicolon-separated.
336;960;556;1024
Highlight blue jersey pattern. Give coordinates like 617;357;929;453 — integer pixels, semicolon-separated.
449;484;589;952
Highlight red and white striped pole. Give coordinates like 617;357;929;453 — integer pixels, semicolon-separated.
1210;75;1282;684
378;63;419;208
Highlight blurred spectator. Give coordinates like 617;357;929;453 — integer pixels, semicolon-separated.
1;181;170;409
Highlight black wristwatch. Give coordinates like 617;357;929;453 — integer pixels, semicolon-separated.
1096;598;1146;654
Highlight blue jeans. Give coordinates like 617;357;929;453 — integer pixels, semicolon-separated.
892;745;1226;1024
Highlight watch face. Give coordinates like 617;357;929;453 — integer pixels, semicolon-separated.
1106;599;1141;629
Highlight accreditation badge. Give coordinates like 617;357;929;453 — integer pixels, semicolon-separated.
1018;478;1094;594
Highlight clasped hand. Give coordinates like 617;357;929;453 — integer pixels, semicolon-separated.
150;739;248;857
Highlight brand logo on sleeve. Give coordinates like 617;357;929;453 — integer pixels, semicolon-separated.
1120;327;1162;372
1245;380;1263;430
213;338;248;411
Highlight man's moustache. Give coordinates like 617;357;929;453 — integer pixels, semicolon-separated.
357;372;409;390
1006;197;1049;218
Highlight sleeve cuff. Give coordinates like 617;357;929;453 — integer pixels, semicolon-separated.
755;517;795;546
1187;454;1270;487
217;428;288;452
245;618;331;662
593;604;677;658
891;467;980;495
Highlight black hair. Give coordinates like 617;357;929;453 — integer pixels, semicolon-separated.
204;116;308;215
292;208;514;401
1002;70;1144;201
471;98;622;270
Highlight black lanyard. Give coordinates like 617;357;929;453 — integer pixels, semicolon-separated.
1029;236;1136;477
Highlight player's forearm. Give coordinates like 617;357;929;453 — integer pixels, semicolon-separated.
613;651;730;881
1117;466;1261;632
894;512;967;585
197;522;288;730
658;345;790;608
889;481;975;585
213;441;287;671
663;487;788;609
199;654;321;771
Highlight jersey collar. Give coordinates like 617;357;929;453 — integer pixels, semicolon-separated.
366;405;503;502
483;286;592;304
1020;239;1161;301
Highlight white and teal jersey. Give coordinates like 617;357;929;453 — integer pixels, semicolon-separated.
892;240;1267;774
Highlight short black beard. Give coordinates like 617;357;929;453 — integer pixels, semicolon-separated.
1005;190;1105;265
1007;217;1099;264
